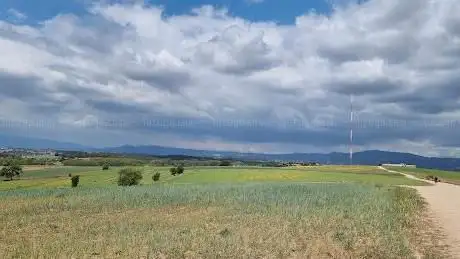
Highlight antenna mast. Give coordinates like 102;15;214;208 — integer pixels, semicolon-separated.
349;94;353;165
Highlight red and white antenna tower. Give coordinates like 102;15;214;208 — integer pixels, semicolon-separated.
350;94;354;165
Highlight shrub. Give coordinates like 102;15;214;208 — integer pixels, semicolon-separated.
68;173;72;177
425;175;441;183
176;165;185;175
152;172;161;182
219;160;232;166
71;175;80;187
170;167;177;176
117;168;143;186
102;163;110;170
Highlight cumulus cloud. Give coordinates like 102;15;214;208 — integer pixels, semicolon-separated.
0;0;460;156
7;9;27;22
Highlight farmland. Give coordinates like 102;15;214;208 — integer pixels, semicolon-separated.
385;166;460;185
0;166;427;191
0;165;447;258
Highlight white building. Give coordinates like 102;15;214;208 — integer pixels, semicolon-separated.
381;163;416;168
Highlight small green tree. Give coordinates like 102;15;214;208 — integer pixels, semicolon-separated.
0;161;23;181
117;168;143;186
170;167;177;176
176;165;185;175
152;172;161;182
71;175;80;187
219;160;232;166
102;163;110;170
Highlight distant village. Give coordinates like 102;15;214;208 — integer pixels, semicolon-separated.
0;147;57;159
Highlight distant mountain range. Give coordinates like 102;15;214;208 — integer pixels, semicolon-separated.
1;134;460;171
0;134;89;150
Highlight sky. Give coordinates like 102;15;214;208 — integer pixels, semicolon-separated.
1;0;460;156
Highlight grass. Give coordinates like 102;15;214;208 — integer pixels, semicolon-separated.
0;165;446;258
0;166;426;191
0;167;116;191
386;167;460;185
0;183;444;258
169;166;426;186
21;166;100;179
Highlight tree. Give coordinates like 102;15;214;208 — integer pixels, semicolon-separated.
219;160;232;166
170;167;177;176
0;161;23;181
117;168;143;186
152;172;161;182
102;163;110;170
176;165;185;175
71;175;80;187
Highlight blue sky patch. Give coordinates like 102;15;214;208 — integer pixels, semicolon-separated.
0;0;333;24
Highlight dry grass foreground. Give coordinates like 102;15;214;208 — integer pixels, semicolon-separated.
0;183;449;258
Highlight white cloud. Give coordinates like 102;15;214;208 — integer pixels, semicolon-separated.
7;9;27;21
245;0;265;4
0;0;460;155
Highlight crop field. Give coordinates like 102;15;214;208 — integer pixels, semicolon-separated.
1;166;426;191
0;166;446;258
386;166;460;185
22;166;100;179
170;166;427;186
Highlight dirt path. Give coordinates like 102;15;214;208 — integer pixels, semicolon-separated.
415;183;460;256
379;166;460;257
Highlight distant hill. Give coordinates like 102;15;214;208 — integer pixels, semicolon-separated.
0;134;89;151
1;134;460;171
99;145;460;171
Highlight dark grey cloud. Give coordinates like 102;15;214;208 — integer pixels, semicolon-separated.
0;73;45;99
445;17;460;36
85;99;150;114
316;32;419;65
124;65;192;92
219;40;282;75
373;72;460;114
327;77;400;96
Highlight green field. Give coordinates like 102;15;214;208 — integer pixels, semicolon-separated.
386;166;460;185
0;166;446;258
1;166;426;191
22;166;100;179
169;166;427;186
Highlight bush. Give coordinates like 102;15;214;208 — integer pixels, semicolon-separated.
176;165;185;175
68;173;72;177
71;175;80;187
102;163;110;170
152;172;161;182
425;175;441;183
170;165;185;175
219;160;232;166
117;168;143;186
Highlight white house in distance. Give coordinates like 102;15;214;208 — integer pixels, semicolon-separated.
381;163;416;168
